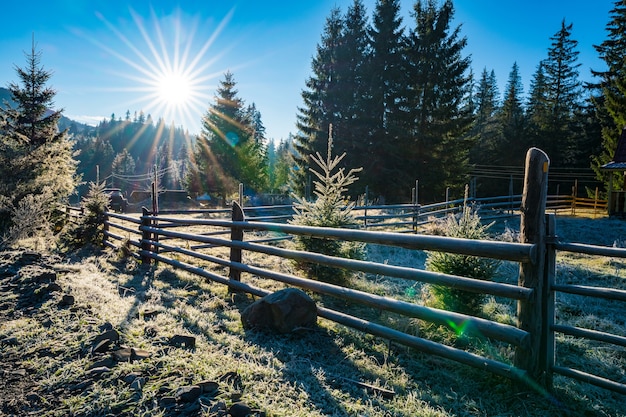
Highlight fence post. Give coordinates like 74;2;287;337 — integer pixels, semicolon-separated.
364;185;369;230
515;147;549;385
140;207;152;265
229;200;245;289
103;210;109;247
542;214;557;390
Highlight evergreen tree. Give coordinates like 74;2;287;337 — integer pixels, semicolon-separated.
540;20;583;166
590;0;626;192
498;62;526;167
366;0;407;201
293;8;345;198
469;68;501;166
334;0;371;179
0;43;79;238
403;0;473;202
111;149;136;192
187;71;267;201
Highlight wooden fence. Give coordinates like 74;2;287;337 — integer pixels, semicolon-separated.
97;148;624;396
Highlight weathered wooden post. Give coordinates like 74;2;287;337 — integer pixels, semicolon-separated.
140;207;152;265
542;214;557;389
515;148;550;385
229;200;245;289
102;209;109;247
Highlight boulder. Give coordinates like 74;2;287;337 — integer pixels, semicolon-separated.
241;288;317;333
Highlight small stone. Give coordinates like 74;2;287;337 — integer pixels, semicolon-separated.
170;334;195;349
141;309;160;319
130;377;145;391
208;400;227;415
58;294;75;306
91;329;119;354
159;396;177;408
25;392;42;404
1;336;18;346
86;366;110;379
123;372;142;384
45;282;62;293
131;347;151;361
144;326;158;338
111;347;132;362
197;380;219;395
229;402;252;417
88;357;115;370
175;385;201;403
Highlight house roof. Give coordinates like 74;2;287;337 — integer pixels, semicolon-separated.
601;127;626;171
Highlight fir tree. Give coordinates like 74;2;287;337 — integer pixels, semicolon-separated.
293;8;345;198
541;20;583;166
187;71;267;201
590;0;626;193
469;68;501;166
498;62;526;167
403;0;473;202
366;0;407;201
0;43;79;239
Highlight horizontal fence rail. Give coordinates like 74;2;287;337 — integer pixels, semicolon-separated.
88;180;623;396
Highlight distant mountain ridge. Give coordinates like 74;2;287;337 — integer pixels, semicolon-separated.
0;86;95;135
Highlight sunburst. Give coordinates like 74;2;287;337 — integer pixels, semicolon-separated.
84;6;235;133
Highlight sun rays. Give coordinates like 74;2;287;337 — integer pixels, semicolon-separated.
84;6;235;134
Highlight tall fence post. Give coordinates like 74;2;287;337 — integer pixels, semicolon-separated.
542;213;557;389
515;147;550;385
140;207;152;265
229;200;245;289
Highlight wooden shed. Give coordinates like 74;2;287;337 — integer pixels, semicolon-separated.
601;127;626;215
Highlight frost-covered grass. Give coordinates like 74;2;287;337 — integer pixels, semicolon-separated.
2;213;624;416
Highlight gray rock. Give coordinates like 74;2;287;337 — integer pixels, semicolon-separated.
175;385;201;403
91;329;119;354
229;401;252;417
241;288;317;333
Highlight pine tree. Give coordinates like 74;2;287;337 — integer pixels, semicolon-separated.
403;0;473;202
0;43;79;239
366;0;407;201
590;1;626;192
293;8;345;198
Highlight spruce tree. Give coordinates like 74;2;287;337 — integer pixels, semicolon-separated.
498;62;526;167
590;1;626;192
366;0;407;201
403;0;473;202
187;71;267;201
0;43;79;239
334;0;371;181
541;20;583;166
469;68;501;166
293;8;345;198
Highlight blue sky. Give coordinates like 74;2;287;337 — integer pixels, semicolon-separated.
0;1;615;141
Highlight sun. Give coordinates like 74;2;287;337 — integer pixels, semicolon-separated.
156;70;193;106
88;7;235;133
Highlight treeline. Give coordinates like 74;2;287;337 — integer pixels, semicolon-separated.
289;0;608;203
74;113;191;198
